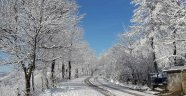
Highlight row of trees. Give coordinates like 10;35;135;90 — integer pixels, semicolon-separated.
98;0;186;85
0;0;97;96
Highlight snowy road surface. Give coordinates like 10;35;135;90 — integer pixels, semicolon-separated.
94;77;155;96
40;77;103;96
40;77;156;96
84;77;116;96
86;77;155;96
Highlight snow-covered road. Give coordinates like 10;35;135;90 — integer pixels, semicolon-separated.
94;77;156;96
40;76;156;96
84;77;116;96
40;77;103;96
86;77;156;96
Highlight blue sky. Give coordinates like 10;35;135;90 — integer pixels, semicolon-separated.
0;64;14;73
77;0;134;55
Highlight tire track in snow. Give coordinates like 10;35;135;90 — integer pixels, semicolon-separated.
95;77;145;96
84;77;116;96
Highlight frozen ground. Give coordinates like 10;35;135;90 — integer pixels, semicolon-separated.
40;76;157;96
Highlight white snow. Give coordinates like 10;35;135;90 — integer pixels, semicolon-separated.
97;77;157;96
40;77;104;96
163;65;186;72
89;77;135;96
40;76;158;96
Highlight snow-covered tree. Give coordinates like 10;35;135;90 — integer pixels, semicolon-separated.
131;0;186;70
0;0;84;95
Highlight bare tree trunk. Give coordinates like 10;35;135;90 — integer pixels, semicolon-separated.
82;68;84;73
75;68;78;78
22;62;34;96
45;73;49;89
21;62;34;96
150;37;158;73
51;60;55;87
25;77;31;96
41;76;44;91
30;32;38;94
42;64;49;90
172;29;177;66
31;72;35;92
68;61;71;80
62;64;65;79
17;88;20;96
91;69;94;76
24;70;32;96
173;41;177;66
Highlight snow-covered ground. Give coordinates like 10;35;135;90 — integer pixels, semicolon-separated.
101;77;159;95
89;77;136;96
96;77;157;96
40;76;159;96
40;77;104;96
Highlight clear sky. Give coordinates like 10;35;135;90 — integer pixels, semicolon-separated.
77;0;134;55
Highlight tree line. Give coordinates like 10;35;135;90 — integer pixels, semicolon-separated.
0;0;97;96
98;0;186;85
